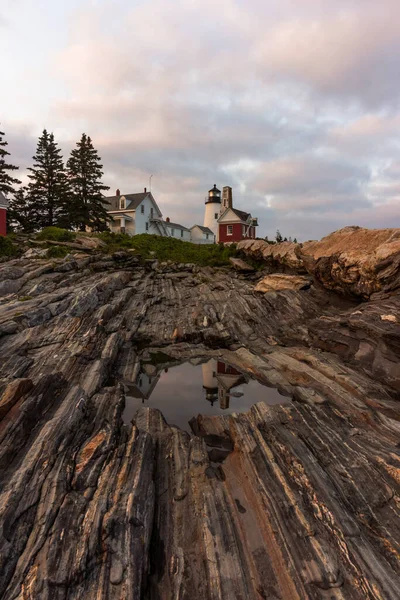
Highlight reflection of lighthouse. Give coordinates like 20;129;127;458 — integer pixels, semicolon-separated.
216;362;246;410
204;185;221;241
202;359;218;405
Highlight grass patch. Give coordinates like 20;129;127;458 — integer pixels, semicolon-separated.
46;245;70;258
19;295;32;302
98;232;239;266
0;236;20;258
37;227;76;242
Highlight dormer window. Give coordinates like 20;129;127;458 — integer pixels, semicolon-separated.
120;197;126;210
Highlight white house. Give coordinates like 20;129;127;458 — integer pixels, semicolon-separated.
190;224;215;244
164;218;191;241
105;188;169;236
104;187;216;244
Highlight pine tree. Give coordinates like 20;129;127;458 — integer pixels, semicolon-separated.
67;134;110;231
27;130;69;229
293;237;298;244
0;126;21;196
275;229;283;243
8;188;37;232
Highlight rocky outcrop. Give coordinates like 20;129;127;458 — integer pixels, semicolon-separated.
0;246;399;598
255;273;312;293
229;257;254;272
237;238;305;272
239;227;400;298
299;226;400;298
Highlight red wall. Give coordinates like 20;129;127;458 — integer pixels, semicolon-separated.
218;222;257;243
0;209;6;236
217;361;241;375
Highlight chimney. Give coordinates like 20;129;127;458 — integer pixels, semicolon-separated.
116;189;120;197
222;186;233;210
144;187;147;193
166;217;170;223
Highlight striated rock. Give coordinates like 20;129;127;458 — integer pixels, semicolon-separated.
239;227;400;299
22;248;48;259
255;273;312;293
0;241;398;598
238;238;305;271
229;257;255;272
299;226;400;298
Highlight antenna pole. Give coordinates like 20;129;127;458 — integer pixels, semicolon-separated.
149;174;153;192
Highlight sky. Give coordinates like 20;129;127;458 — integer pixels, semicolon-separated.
1;0;400;241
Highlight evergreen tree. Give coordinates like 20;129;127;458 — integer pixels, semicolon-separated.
27;130;69;229
275;229;283;243
8;187;37;232
0;126;21;196
293;237;298;244
67;134;110;231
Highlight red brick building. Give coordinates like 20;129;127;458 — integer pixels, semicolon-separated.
218;207;258;243
0;192;8;236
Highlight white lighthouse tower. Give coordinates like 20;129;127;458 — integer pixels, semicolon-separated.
204;184;221;241
202;359;218;405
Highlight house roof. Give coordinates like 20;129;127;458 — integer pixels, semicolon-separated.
164;221;190;231
218;207;252;223
191;225;214;234
232;208;251;221
109;213;134;221
104;192;148;211
0;192;9;208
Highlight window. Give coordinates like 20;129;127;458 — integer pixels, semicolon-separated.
242;225;246;236
145;222;149;231
181;229;183;238
214;213;218;219
141;205;144;214
120;198;125;210
150;207;154;218
171;228;175;236
206;234;209;240
227;225;233;235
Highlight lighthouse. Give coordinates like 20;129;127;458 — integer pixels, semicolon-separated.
202;359;218;405
204;184;221;241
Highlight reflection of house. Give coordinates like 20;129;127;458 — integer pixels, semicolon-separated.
125;369;160;402
0;191;8;236
215;362;246;409
201;359;247;409
125;358;248;411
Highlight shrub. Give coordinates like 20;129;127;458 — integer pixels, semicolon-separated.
46;245;70;258
98;233;239;266
36;227;76;242
0;236;20;258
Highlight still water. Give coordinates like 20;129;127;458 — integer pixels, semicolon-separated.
123;358;290;431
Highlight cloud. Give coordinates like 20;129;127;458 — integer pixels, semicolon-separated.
4;0;400;240
253;7;400;109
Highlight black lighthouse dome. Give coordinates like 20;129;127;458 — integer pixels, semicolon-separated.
205;184;221;204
